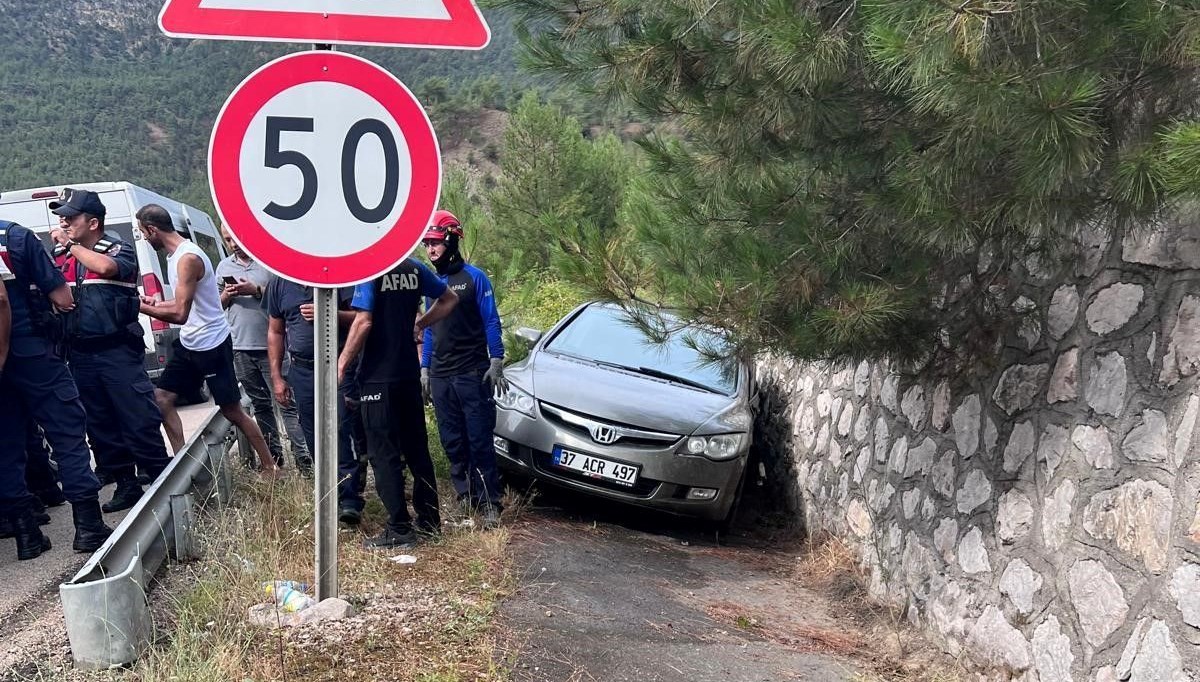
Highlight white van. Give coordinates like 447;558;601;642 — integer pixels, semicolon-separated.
0;182;228;378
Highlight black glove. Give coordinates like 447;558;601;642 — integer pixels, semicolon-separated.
483;358;509;396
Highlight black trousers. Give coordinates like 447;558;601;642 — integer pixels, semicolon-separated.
358;379;440;533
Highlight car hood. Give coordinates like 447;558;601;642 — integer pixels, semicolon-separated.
521;351;738;435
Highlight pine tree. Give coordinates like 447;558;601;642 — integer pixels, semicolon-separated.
487;0;1200;359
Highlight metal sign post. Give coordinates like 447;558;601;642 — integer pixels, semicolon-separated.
312;41;338;602
313;286;339;600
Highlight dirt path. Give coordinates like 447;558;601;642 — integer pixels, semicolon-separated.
498;496;863;682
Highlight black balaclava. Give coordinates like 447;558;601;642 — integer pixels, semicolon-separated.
432;233;464;275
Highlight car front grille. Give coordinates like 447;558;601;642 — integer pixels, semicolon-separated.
538;402;682;450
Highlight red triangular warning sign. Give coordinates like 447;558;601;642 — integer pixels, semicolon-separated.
159;0;490;50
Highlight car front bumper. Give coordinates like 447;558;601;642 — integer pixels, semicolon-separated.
493;405;748;521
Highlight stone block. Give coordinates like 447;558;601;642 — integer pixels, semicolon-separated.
1042;480;1076;551
1071;424;1113;469
1175;394;1199;468
953;394;982;458
853;446;871;484
854;360;870;397
902;385;927;431
1115;619;1188;682
1122;217;1200;270
874;416;890;463
957;469;992;515
967;605;1032;671
881;374;900;414
1068;559;1128;649
1086;282;1144;335
997;490;1034;544
817;390;833;418
1082;479;1173;572
1169;563;1200;629
934;518;959;563
958;526;991;574
1047;285;1080;340
902;488;921;520
854;404;872;442
1031;615;1074;682
904;437;937;478
1122;408;1170;466
837;401;854;437
994;364;1050;415
1160;295;1200;387
1037;424;1070;481
1047;348;1079;403
888;436;909;475
847;498;872;538
1004;421;1037;473
1018;317;1042;350
932;380;951;431
932;451;957;499
999;559;1042;614
1085;351;1127;417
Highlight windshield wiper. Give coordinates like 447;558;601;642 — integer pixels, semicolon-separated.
634;366;722;394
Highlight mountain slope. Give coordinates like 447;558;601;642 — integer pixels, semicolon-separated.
0;0;519;211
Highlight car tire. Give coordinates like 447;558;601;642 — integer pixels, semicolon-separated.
715;467;748;536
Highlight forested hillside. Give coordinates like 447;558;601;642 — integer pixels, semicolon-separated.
0;0;522;210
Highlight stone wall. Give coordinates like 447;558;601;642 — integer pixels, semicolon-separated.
757;220;1200;680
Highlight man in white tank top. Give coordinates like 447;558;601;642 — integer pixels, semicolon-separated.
135;204;280;478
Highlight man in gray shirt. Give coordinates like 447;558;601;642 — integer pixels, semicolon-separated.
216;226;312;474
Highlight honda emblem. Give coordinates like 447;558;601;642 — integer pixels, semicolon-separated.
590;425;619;445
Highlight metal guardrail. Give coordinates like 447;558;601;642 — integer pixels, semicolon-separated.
59;405;239;670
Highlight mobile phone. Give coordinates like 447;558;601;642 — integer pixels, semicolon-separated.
222;276;239;286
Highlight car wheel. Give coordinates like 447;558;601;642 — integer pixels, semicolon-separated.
715;464;750;537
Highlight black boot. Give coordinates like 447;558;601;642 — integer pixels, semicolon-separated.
30;498;51;525
13;510;52;561
102;479;144;514
33;485;66;508
71;500;114;553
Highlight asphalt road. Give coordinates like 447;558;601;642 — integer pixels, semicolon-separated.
0;402;217;673
499;489;861;682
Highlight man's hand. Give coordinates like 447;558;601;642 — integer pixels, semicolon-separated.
225;279;258;297
272;377;293;407
299;303;315;322
140;294;158;307
219;289;233;308
49;227;72;247
420;367;432;403
483;358;509;396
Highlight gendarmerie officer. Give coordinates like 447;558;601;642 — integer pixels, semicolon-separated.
0;216;112;558
50;188;171;513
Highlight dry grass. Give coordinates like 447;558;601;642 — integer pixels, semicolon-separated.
5;466;518;682
792;533;969;682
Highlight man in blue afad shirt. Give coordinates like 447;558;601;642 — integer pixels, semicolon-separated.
339;258;458;549
420;210;508;528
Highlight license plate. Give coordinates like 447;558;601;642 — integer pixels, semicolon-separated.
552;446;640;487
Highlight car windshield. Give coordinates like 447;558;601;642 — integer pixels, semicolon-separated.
545;305;738;395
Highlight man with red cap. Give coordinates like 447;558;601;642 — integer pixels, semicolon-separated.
420;210;508;528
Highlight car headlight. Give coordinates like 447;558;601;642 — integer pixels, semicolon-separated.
682;433;746;461
495;384;536;417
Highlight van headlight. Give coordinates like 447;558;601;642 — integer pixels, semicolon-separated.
682;433;746;461
495;384;536;417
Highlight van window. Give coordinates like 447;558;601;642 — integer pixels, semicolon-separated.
0;201;53;230
193;230;224;270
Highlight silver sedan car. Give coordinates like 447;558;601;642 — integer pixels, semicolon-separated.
493;302;756;523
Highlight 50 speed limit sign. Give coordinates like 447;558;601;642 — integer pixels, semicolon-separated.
209;51;440;287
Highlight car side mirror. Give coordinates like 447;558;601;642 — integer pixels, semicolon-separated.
515;327;543;346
